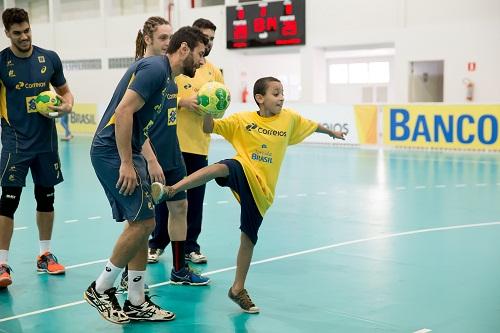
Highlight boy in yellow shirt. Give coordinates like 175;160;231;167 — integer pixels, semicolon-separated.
151;77;346;313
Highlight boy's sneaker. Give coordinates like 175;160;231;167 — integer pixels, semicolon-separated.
148;248;163;263
228;288;260;314
36;252;65;274
84;281;130;324
0;264;12;288
185;251;207;264
123;295;175;321
170;264;210;286
151;182;168;204
116;272;150;295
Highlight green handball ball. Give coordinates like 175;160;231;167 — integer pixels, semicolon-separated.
197;82;231;119
35;90;61;114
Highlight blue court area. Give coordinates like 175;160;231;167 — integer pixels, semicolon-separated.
0;137;499;333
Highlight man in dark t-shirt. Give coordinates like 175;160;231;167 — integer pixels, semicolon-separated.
0;8;74;289
84;26;208;324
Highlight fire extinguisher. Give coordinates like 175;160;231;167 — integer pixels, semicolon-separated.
241;86;248;103
464;79;474;102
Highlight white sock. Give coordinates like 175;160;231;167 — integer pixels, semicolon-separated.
39;240;51;255
0;250;8;265
127;270;146;306
95;260;123;294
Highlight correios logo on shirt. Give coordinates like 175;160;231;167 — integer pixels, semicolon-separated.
15;81;47;90
245;122;287;137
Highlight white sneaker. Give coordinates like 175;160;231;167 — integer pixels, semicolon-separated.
123;295;175;321
147;248;163;264
185;251;207;264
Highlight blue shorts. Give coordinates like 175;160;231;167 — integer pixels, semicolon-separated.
91;151;154;222
162;164;187;202
0;151;63;187
215;159;263;245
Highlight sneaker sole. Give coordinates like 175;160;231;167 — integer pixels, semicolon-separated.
151;183;165;204
184;257;208;264
83;292;130;324
127;313;176;322
170;279;210;286
37;268;66;275
0;278;12;288
116;288;150;295
147;259;159;264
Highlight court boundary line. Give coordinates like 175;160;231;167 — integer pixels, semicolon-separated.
1;221;499;323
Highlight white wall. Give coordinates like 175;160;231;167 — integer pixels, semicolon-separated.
2;0;499;104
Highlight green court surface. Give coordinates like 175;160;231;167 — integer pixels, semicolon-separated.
1;137;499;333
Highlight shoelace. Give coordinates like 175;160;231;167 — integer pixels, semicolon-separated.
236;289;255;308
104;288;122;310
0;264;12;274
143;295;161;310
41;253;59;265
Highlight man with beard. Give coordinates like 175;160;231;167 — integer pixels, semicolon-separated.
118;16;210;294
0;8;74;288
84;26;207;324
161;18;224;266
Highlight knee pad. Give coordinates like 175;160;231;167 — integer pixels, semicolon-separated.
0;187;23;219
35;185;55;212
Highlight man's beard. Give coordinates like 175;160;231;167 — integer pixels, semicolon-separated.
182;55;197;78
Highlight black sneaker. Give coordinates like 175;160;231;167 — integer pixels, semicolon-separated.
84;281;130;324
123;295;176;321
228;287;260;314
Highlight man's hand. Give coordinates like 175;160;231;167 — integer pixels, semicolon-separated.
48;93;73;115
147;159;165;185
178;95;203;115
116;161;138;195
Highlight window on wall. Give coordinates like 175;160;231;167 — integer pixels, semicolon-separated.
59;0;100;21
109;0;159;16
192;0;225;7
15;0;49;23
329;61;390;84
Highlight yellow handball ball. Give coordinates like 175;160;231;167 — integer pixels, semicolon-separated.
35;90;61;115
197;82;231;119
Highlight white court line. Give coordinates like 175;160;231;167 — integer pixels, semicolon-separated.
276;194;288;198
475;183;486;187
296;193;307;197
435;185;446;188
2;221;500;323
216;200;228;204
455;184;467;188
64;219;79;224
415;186;426;189
396;187;406;190
88;216;101;220
316;192;327;195
414;329;432;333
13;227;28;231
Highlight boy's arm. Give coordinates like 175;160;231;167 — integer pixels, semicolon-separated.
203;115;214;133
316;123;346;140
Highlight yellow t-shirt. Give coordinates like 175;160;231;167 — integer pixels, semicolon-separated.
175;61;224;155
213;108;318;216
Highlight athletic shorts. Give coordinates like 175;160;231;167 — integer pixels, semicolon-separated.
163;164;187;202
0;151;63;187
91;151;154;222
215;159;263;245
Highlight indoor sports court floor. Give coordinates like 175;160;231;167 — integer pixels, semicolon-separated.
0;137;499;333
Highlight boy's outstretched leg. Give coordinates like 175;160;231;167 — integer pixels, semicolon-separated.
152;164;229;204
228;232;259;314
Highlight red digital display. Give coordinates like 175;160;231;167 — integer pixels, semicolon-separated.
226;0;306;49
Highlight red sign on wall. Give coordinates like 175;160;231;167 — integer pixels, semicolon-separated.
467;62;476;72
